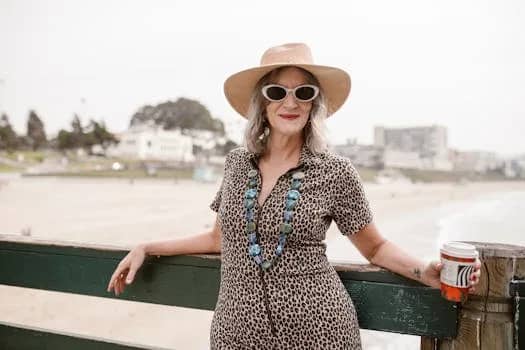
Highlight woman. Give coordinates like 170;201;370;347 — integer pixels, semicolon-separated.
107;43;481;349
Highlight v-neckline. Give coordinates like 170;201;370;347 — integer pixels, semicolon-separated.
248;144;314;208
256;162;304;208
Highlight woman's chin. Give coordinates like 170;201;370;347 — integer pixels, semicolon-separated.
272;128;304;138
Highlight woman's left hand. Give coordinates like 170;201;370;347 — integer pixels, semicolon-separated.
423;258;482;292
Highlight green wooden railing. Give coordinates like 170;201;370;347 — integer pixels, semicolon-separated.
0;235;458;349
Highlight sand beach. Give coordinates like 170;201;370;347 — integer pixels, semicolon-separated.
1;175;524;349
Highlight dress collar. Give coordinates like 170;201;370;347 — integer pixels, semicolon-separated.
247;143;321;170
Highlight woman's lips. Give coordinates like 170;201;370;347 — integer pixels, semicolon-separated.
279;114;300;120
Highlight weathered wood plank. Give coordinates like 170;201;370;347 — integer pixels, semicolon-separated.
513;294;524;350
0;237;458;337
0;322;155;350
0;248;221;310
342;280;457;338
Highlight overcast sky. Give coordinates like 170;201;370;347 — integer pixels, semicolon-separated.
0;0;523;156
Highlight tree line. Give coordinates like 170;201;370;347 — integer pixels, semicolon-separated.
0;97;234;155
0;111;118;153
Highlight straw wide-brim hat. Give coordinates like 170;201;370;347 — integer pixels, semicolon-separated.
224;43;351;118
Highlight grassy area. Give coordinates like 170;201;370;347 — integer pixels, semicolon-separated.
0;164;22;172
2;151;45;163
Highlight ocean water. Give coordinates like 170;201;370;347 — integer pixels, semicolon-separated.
436;190;525;249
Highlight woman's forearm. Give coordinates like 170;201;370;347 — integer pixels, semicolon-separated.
370;240;430;285
142;230;221;256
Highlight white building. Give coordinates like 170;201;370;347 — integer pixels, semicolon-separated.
182;129;227;153
108;125;194;162
374;125;453;171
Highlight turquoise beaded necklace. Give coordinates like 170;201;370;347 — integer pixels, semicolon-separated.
244;168;305;270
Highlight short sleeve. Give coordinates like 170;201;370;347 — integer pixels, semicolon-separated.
209;151;232;212
210;178;224;212
331;160;373;235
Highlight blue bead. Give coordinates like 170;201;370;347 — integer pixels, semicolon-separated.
245;188;257;199
287;190;300;200
291;179;301;190
248;179;258;187
245;209;254;221
286;199;297;210
249;244;261;257
248;233;257;244
275;244;284;256
278;234;287;245
283;210;294;222
254;255;263;265
244;198;255;209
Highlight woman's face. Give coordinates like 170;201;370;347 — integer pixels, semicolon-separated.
264;67;313;139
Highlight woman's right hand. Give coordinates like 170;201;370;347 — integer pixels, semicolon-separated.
107;244;148;296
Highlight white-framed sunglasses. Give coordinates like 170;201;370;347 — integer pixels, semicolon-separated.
261;84;319;103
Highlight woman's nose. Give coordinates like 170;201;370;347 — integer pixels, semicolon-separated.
283;92;298;109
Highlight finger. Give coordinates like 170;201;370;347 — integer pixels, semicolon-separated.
470;274;480;286
108;266;125;292
116;276;124;295
126;268;136;284
470;271;481;281
107;272;118;292
119;272;128;293
119;277;126;295
433;261;443;271
475;258;481;269
108;275;118;293
113;276;120;295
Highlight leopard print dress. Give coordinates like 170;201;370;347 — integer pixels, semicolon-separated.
209;145;373;349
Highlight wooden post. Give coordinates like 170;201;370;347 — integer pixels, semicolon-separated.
421;242;525;350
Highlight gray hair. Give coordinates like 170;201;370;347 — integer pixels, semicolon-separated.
243;67;328;155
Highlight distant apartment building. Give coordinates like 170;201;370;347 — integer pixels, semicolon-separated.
374;125;453;171
451;150;504;173
108;124;194;162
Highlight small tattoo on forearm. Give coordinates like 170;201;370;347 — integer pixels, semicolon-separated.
413;268;422;280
